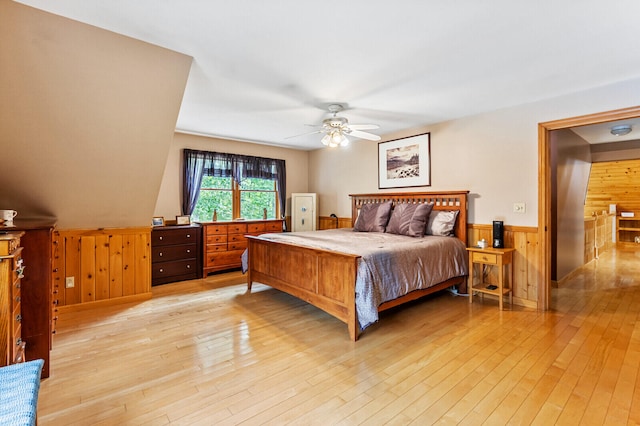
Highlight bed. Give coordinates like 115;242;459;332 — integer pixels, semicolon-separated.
245;191;469;340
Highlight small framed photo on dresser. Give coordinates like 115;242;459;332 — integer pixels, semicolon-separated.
152;217;165;227
176;215;191;225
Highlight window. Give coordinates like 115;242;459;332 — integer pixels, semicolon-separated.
182;149;286;224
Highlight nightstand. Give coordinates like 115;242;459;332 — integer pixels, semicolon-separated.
466;246;515;310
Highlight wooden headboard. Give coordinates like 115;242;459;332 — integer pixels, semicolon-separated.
349;191;469;244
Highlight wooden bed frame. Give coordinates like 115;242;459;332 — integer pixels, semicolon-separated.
246;191;469;341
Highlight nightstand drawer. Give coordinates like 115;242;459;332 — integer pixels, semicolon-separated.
472;252;498;264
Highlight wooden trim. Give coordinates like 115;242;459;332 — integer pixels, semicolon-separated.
538;105;640;311
57;292;152;313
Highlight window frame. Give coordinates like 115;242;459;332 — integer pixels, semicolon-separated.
194;176;280;221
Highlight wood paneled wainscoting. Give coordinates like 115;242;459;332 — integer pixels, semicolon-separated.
467;224;540;308
52;228;151;312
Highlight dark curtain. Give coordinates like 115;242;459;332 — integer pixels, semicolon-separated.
182;149;286;222
182;149;233;215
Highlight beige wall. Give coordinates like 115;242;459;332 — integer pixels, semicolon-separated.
154;132;310;219
0;2;192;229
309;78;640;226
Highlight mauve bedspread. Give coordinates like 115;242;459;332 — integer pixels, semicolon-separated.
251;228;468;330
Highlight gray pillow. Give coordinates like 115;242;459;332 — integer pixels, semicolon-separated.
354;201;393;232
426;210;459;237
386;203;434;237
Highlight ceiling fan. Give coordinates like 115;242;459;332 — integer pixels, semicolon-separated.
289;104;381;147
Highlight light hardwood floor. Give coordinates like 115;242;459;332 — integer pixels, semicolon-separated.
38;246;640;425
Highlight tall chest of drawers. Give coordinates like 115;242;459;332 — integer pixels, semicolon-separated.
202;220;283;276
151;224;202;286
0;232;25;366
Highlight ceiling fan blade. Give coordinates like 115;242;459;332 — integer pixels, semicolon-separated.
349;130;381;141
285;129;323;140
348;124;379;130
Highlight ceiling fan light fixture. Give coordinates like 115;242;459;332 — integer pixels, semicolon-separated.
610;124;632;136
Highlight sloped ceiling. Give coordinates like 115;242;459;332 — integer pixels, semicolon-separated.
15;0;640;150
0;2;192;228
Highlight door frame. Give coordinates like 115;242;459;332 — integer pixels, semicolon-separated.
538;105;640;309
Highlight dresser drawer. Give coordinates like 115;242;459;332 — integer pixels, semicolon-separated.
152;229;198;246
206;235;227;245
0;236;20;256
228;241;247;251
471;252;498;265
152;259;198;277
265;221;283;232
206;244;228;253
206;225;227;235
248;223;266;233
152;244;197;262
205;250;243;268
228;234;246;243
228;223;248;234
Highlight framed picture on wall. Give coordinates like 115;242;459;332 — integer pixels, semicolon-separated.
152;217;165;227
378;132;431;189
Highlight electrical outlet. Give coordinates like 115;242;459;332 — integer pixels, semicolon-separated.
513;202;526;213
65;276;75;288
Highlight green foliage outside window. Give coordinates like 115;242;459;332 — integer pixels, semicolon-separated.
191;176;277;222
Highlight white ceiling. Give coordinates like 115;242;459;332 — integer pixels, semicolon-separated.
15;0;640;150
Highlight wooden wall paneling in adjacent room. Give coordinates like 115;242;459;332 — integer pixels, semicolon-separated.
584;159;640;216
54;228;151;308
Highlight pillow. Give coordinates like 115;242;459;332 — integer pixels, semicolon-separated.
386;203;434;237
354;201;393;232
426;210;459;237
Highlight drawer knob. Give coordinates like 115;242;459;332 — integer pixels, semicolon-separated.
159;236;163;240
159;252;163;257
186;265;191;269
186;249;191;253
186;234;191;238
159;268;164;273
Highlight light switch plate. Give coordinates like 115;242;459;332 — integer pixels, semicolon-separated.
513;202;526;213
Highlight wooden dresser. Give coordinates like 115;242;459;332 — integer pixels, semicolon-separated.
7;220;55;378
0;232;25;366
201;219;283;276
151;224;202;286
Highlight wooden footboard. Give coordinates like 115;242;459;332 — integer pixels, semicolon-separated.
247;190;469;341
246;236;361;340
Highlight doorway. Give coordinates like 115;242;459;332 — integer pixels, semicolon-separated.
538;106;640;310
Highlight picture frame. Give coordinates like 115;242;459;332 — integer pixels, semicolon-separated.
378;132;431;189
176;215;191;225
152;216;165;227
